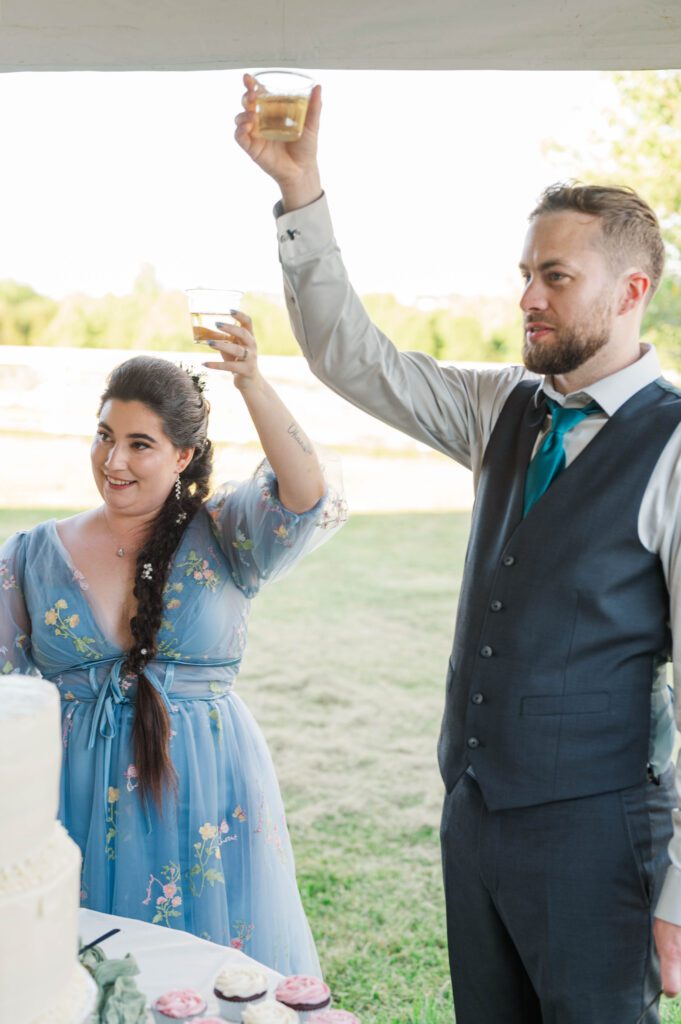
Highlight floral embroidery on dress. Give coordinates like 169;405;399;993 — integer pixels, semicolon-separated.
160;582;184;634
231;526;254;558
0;560;18;590
207;485;236;532
233;805;247;823
71;568;89;591
143;863;183;926
230;920;255;950
105;787;119;861
316;492;349;530
253;794;289;867
208;707;223;746
257;477;281;514
176;551;220;592
272;522;294;548
2;634;31;673
44;599;101;659
229;621;247;658
188;820;235;898
156;638;183;660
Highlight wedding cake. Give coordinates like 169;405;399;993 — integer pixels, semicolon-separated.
0;675;96;1023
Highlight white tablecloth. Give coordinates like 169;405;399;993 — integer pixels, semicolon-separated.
79;909;283;1015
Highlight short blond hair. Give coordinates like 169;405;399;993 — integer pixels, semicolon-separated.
530;183;666;299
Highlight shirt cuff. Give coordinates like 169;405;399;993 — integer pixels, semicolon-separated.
655;864;681;925
273;192;334;264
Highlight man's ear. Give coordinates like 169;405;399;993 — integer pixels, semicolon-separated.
618;270;651;315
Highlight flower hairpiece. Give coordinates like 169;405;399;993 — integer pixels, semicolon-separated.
178;362;207;395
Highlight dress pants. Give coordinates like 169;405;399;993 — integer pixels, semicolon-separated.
440;766;677;1024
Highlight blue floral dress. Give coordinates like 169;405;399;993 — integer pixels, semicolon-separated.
0;462;346;976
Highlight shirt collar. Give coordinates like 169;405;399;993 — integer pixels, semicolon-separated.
538;343;662;416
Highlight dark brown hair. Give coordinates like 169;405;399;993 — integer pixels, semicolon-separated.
530;182;666;301
99;356;213;809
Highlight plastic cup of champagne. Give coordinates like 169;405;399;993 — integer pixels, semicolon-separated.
186;288;244;338
253;70;315;142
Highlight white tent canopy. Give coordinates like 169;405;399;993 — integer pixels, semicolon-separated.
1;0;680;72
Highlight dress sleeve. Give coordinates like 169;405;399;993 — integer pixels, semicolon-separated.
205;453;347;597
0;532;38;676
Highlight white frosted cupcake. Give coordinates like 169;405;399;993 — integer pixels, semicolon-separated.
213;966;268;1021
308;1013;360;1024
152;989;207;1022
242;1001;299;1024
275;977;331;1022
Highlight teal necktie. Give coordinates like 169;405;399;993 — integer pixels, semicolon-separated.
523;397;601;516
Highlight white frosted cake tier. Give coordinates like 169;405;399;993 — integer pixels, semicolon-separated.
0;676;61;865
33;964;98;1024
0;676;90;1024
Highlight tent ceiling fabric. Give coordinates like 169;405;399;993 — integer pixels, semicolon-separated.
1;0;680;71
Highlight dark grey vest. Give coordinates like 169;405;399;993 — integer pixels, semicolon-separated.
437;377;681;810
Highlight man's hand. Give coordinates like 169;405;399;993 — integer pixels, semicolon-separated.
654;918;681;996
234;73;323;212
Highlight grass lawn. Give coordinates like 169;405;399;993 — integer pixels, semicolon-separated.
2;507;680;1024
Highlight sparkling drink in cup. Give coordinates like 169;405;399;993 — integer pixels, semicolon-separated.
186;289;244;336
253;70;315;142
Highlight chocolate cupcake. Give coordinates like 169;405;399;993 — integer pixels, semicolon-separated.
275;977;331;1021
213;966;268;1021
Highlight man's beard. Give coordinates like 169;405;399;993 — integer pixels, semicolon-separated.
522;299;613;376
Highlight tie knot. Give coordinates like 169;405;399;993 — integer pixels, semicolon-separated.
545;396;600;436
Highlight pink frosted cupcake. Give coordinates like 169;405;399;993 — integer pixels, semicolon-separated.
213;966;268;1021
275;977;331;1021
152;989;207;1023
308;1014;360;1024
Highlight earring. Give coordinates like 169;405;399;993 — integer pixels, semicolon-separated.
174;476;182;501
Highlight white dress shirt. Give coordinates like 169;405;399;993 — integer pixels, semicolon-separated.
275;192;681;924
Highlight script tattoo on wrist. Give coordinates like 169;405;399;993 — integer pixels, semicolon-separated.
287;422;313;455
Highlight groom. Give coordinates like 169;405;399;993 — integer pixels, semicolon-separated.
236;76;681;1022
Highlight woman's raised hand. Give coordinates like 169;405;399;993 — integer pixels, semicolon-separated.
197;311;261;391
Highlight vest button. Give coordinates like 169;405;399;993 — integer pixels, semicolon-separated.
480;645;493;658
490;600;503;612
502;554;516;566
471;692;484;705
467;736;480;749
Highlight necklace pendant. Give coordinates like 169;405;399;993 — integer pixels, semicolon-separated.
116;547;125;558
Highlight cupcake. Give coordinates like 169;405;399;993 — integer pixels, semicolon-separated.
152;989;207;1023
213;966;268;1021
242;1002;299;1023
275;977;331;1021
308;1014;360;1024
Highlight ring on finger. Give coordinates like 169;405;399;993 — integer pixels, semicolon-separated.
239;347;248;361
